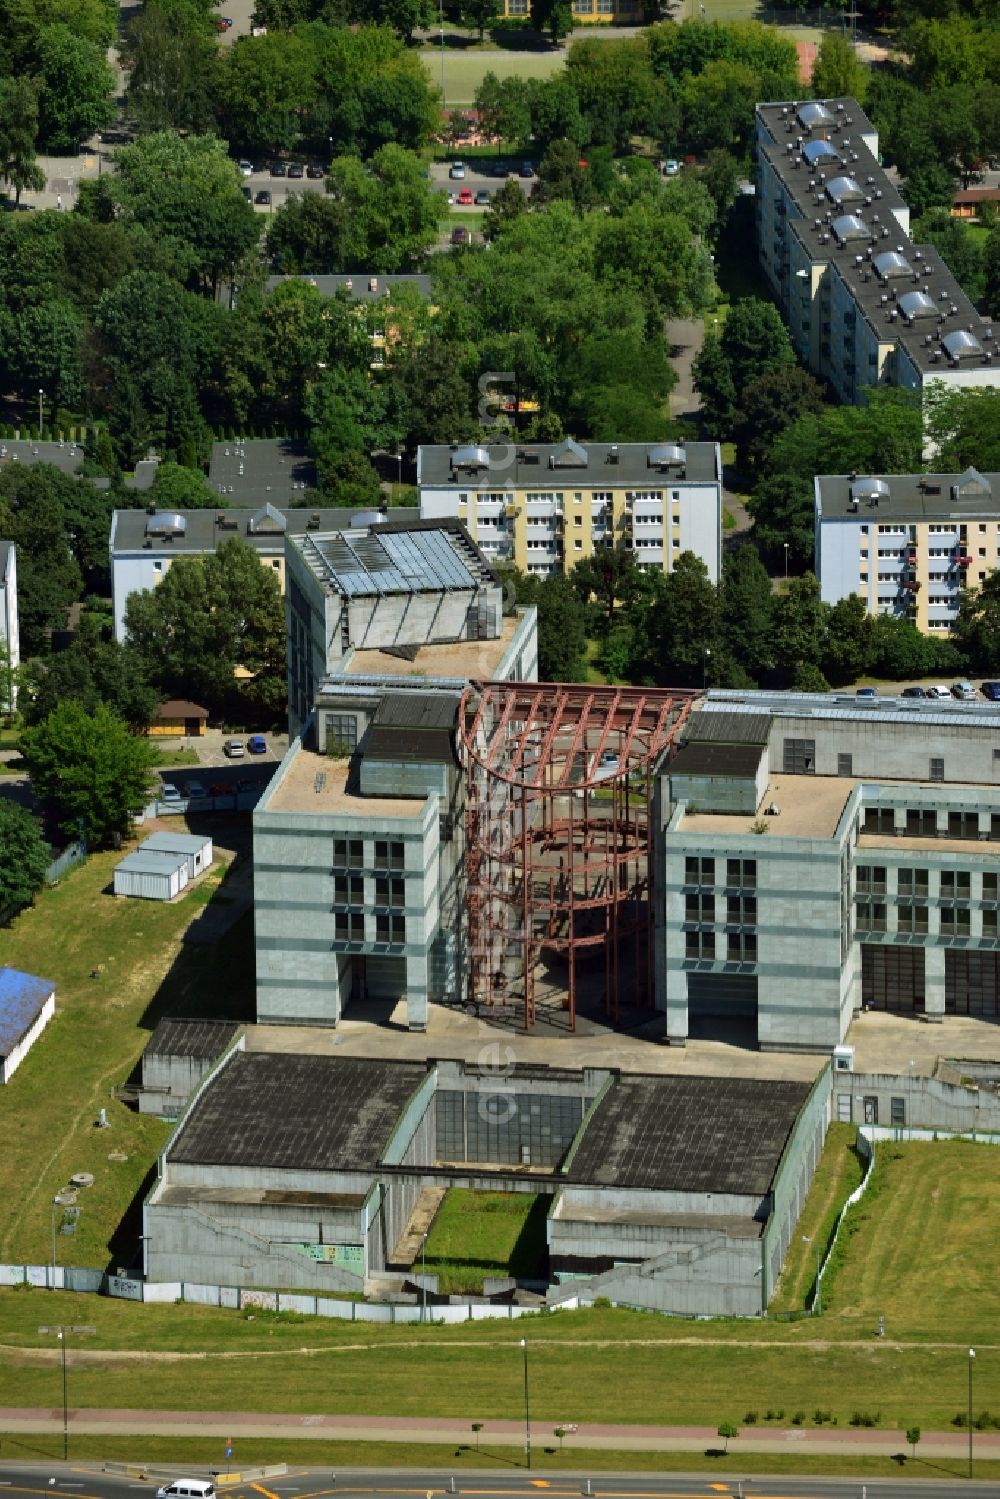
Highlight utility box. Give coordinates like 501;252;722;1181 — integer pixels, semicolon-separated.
833;1044;855;1072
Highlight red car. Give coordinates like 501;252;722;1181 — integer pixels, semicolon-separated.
457;187;474;204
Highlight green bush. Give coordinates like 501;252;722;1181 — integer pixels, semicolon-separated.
744;1411;757;1424
792;1411;805;1425
850;1410;880;1428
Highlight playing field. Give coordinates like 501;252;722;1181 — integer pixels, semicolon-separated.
419;46;569;106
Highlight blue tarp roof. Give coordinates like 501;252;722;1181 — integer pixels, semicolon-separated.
0;968;55;1059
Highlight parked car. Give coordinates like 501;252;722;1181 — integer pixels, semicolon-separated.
519;161;535;178
448;161;466;180
489;161;509;178
186;779;208;798
855;686;877;698
662;158;680;176
457;187;474;204
982;681;1000;701
161;783;182;804
271;161;286;177
926;684;953;699
238;159;253;177
474;189;490;205
900;686;926;698
223;737;245;758
952;680;977;699
247;735;268;755
287;162;304;179
255;189;271;205
306;163;325;179
450;226;470;246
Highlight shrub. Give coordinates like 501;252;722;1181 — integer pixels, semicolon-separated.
792;1411;805;1425
744;1411;758;1424
850;1410;880;1428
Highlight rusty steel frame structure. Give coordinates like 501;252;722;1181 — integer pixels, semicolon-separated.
459;682;696;1032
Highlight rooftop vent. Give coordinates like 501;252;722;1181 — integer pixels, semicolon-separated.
851;478;890;507
648;443;686;470
450;444;490;474
144;512;187;538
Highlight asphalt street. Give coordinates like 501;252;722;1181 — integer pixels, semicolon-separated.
2;1467;1000;1499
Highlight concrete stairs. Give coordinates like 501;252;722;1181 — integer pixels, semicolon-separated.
387;1186;447;1269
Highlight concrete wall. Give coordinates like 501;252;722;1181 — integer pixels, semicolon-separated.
766;710;1000;785
833;1068;1000;1132
762;1063;832;1307
550;1222;764;1318
139;1053;220;1116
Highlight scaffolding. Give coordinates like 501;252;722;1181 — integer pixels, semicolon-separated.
460;682;695;1032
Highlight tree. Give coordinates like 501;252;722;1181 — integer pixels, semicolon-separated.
20;618;157;729
733;367;826;480
924;386;1000;472
0;78;46;207
906;1426;922;1460
699;149;742;225
0;802;50;915
475;73;533;147
217;29;317;155
530;0;574;45
5;299;84;413
651;551;719;685
811;31;869;102
772;573;826;686
693;332;738;438
351;0;434;41
391;337;477;448
748;474;813;571
911;209;984;305
721;545;772;681
0;465;84;655
534;573;587;681
148;462;222;510
952;572;1000;674
483;177;529;241
822;594;872;686
34;25;116;152
719;296;794;397
461;0;501;40
772;389;923;486
717;1422;739;1454
122;0;220;134
19;700;158;847
571;546;643;629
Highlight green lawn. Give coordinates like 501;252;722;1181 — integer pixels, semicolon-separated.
151;743;201;769
419;47;566;107
423;1189;549;1292
0;846;255;1270
770;1123;866;1313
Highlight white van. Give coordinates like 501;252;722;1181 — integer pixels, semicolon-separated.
157;1482;216;1499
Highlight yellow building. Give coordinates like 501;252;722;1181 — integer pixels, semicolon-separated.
500;0;643;20
815;467;1000;635
417;437;723;583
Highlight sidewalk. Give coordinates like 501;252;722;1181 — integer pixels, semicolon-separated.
0;1409;996;1459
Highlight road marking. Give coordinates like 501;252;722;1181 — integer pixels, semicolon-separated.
709;1487;731;1492
251;1487;282;1499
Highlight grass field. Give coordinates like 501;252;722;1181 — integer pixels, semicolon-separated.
770;1123;865;1313
0;845;255;1270
422;1190;549;1292
419;47;565;107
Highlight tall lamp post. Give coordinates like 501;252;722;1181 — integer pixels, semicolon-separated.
519;1337;531;1470
438;0;446;110
38;388;44;437
38;1324;95;1461
968;1346;976;1479
783;541;789;581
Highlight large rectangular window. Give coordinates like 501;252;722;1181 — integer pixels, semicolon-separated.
685;891;714;923
946;950;1000;1015
898;868;929;898
727;931;757;962
375;875;405;906
685;929;715;960
864;808;895;835
685;856;715;885
856;902;887;933
334;912;364;941
375;912;405;943
897;904;928;935
334;874;364;904
940;906;971;937
906;809;937;838
324;713;358;753
374;839;405;870
857;865;887;895
726;858;756;888
948;811;980;840
940;870;972;899
333;838;364;869
726;894;757;926
837;753;853;777
930;757;945;782
783;738;816;774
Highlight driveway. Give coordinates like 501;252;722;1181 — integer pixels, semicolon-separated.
666;316;703;422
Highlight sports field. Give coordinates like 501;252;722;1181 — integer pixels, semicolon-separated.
419;47;566;107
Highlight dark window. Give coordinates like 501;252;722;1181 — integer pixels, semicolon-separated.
862;944;925;1013
941;906;971;937
783;737;816;774
685;856;715;885
930;757;945;782
898;868;929;898
857;902;887;933
863;1096;879;1125
685;891;714;923
726;858;756;888
334;911;364;941
727;930;757;962
374;839;405;870
333;838;364;869
837;753;853;777
983;873;998;900
983;908;998;938
333;874;364;904
947;950;1000;1015
324;713;358;752
857;865;886;895
375;875;405;906
685;929;715;959
948;811;980;840
940;870;971;899
897;904;928;935
993;814;1000;841
864;808;895;834
906;809;937;838
727;894;757;926
890;1096;905;1126
375;912;405;943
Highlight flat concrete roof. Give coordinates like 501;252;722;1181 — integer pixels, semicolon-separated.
292;519;494;600
678;774;854;840
817;469;1000;522
266;748;426;818
857;832;1000;857
157;1183;365;1209
417;439;720;489
111;505;414;557
568;1073;810;1195
169;1052;427;1171
0;439;86;478
265;273;432;302
342;613;522;683
115;850;188;876
141;832;212;857
552;1202;763;1236
208;438;317;505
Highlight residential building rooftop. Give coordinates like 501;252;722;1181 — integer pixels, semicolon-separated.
110;505;416;557
207;438;317;505
816;467;1000;522
703;689;1000;729
264;273;432;301
677;774;854;840
417;438;721;489
291;518;494;600
264;748;427;818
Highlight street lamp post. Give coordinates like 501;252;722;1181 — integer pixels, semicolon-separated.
396;452;403;491
783;542;789;581
968;1347;975;1478
703;647;711;690
38;388;44;437
38;1324;95;1462
438;0;446;109
519;1337;531;1470
421;1232;427;1324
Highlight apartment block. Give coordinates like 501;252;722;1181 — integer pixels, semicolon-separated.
816;466;1000;632
657;691;1000;1051
417;438;722;582
755;98;999;407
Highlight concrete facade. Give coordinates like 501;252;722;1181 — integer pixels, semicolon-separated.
417;439;722;583
138;1018;241;1118
815;467;1000;633
754;98;999;411
658;690;1000;1052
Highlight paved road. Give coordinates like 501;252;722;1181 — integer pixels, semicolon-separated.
2;1464;999;1499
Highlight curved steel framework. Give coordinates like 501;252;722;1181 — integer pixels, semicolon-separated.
460;682;696;1032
